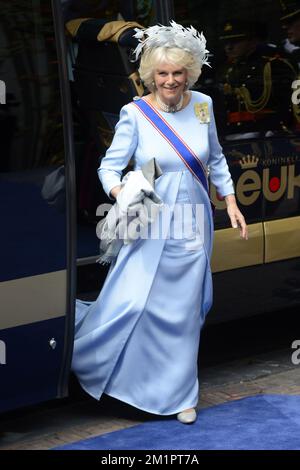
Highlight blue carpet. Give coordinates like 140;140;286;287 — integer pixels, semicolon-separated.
55;395;300;450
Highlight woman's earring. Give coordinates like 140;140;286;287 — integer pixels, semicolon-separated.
184;81;189;91
152;81;156;90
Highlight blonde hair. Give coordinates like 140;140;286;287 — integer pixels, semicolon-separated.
138;47;202;92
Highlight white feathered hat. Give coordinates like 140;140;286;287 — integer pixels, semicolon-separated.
133;20;210;68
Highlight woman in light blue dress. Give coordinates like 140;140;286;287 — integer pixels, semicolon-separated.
72;22;248;424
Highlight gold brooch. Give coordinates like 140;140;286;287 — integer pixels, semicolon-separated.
194;102;210;123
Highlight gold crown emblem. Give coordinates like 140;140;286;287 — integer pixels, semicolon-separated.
224;22;233;32
239;155;259;169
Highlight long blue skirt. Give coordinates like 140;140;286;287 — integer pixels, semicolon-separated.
72;179;211;415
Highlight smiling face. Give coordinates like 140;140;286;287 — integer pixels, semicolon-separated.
153;62;188;106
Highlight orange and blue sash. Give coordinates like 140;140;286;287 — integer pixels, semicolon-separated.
133;98;213;211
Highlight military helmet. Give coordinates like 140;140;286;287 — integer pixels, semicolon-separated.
280;0;300;22
219;19;266;42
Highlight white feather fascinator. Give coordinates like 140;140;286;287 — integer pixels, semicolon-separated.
133;21;210;68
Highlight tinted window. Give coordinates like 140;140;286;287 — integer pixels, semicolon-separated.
174;0;300;222
64;0;156;260
0;0;67;281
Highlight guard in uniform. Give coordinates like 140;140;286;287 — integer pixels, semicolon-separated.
218;19;297;140
280;1;300;129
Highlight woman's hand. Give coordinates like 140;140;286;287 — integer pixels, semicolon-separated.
110;185;122;199
225;194;248;240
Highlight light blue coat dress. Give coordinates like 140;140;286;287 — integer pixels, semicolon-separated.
72;91;234;415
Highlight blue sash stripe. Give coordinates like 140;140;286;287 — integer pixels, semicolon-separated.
133;99;209;195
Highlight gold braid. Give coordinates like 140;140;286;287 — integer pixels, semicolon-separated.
233;61;272;113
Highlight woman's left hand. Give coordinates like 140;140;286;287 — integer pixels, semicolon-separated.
225;194;248;240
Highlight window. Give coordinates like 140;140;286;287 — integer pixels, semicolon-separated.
174;0;300;140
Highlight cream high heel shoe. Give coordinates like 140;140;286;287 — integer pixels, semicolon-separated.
176;408;197;424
